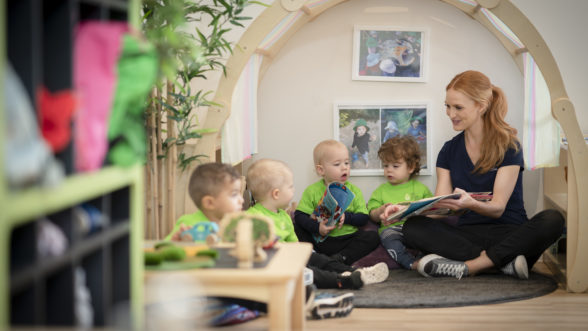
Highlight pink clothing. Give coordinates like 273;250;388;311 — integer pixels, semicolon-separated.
73;21;128;172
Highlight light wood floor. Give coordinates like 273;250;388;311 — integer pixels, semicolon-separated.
225;263;588;330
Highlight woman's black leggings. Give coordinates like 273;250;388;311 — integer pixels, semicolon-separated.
402;209;565;268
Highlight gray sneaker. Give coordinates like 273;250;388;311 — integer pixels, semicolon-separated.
418;254;468;280
501;255;529;279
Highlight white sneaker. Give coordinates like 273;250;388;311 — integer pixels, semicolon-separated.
501;255;529;279
358;262;389;285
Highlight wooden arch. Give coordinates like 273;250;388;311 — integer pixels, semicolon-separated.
194;0;588;292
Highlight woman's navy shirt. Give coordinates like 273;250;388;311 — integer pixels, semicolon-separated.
436;132;528;225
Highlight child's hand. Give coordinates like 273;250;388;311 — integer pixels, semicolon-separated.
380;204;403;226
170;224;192;241
318;219;336;236
337;213;346;229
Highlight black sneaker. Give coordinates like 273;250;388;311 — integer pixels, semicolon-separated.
337;270;363;289
501;255;529;279
307;292;354;320
418;254;468;280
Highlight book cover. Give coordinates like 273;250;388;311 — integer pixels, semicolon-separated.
385;192;493;223
385;193;461;223
312;182;355;243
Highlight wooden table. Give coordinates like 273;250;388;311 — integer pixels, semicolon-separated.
144;242;312;330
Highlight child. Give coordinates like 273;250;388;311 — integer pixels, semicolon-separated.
163;162;264;326
351;119;374;168
246;158;388;319
368;136;432;269
295;140;381;265
165;162;244;241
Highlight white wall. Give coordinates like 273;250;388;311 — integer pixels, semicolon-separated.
227;0;587;216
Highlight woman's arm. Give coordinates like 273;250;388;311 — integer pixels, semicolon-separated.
436;165;520;218
435;167;453;196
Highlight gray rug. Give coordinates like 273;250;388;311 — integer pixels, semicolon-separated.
323;269;558;308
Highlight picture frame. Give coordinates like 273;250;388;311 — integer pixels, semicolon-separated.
334;101;431;176
352;25;428;82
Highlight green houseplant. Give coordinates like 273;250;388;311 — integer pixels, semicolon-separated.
141;0;263;237
142;0;262;170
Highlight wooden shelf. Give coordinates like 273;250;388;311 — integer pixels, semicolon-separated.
544;192;567;214
543;249;566;288
0;0;144;328
4;165;141;226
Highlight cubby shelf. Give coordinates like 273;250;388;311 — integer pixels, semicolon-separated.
0;165;144;328
1;0;144;328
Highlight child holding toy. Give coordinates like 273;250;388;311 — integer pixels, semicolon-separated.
165;163;243;241
163;162;264;326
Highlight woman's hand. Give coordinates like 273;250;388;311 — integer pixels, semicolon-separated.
434;187;475;211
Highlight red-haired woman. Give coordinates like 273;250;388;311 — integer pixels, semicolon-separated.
395;70;564;279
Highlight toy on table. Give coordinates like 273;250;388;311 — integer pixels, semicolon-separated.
180;221;219;242
217;212;276;268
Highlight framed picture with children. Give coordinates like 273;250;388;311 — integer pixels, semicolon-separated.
352;25;428;82
333;101;431;176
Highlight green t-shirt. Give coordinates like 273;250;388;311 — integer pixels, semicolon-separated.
296;180;368;237
164;209;210;241
367;179;433;232
246;203;298;243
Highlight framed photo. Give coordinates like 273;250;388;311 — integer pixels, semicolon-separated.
334;101;431;176
352;25;428;82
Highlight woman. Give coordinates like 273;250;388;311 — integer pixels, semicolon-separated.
396;70;564;279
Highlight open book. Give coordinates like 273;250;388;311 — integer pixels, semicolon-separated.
385;192;492;223
312;182;355;243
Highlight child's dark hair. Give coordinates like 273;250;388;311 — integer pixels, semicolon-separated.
188;163;241;209
378;136;422;179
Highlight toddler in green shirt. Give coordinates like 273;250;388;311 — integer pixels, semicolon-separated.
368;136;432;269
246;158;388;293
295;139;380;265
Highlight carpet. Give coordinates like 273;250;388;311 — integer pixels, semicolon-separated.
323;269;558;308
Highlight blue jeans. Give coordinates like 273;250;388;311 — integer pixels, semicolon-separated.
380;225;415;269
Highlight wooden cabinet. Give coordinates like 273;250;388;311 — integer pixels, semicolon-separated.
542;146;568;286
1;0;143;328
543;142;588;292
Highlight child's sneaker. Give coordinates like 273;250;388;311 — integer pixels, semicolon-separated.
501;255;529;279
337;270;363;289
418;254;468;280
357;262;389;285
307;292;354;320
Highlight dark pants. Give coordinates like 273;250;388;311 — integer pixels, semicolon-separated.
308;251;355;288
294;222;380;265
402;209;565;268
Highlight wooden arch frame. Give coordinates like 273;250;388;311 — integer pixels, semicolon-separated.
194;0;588;292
